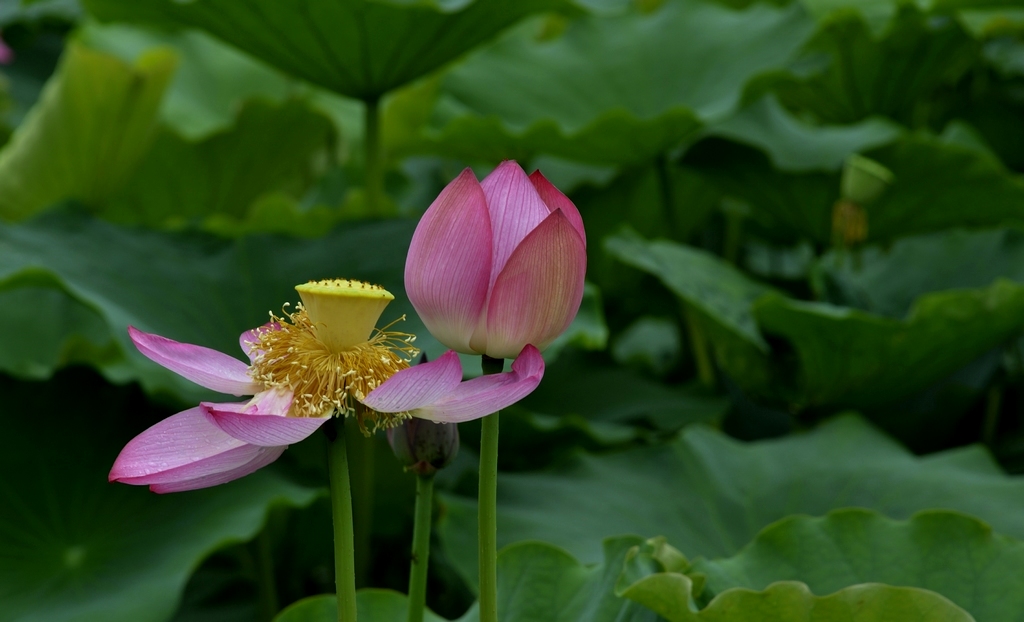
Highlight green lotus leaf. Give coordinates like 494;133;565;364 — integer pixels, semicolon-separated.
390;0;815;165
274;590;448;622
0;210;437;403
607;229;1024;409
771;5;977;126
693;508;1024;621
690;113;1024;246
79;21;294;140
0;368;322;622
704;96;900;173
604;228;779;397
0;42;175;221
103;99;335;228
83;0;570;100
276;537;973;622
438;414;1024;592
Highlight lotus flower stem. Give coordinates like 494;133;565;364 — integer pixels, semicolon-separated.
349;422;376;586
983;385;1003;447
364;97;387;217
683;306;715;388
478;355;505;622
407;474;435;622
256;526;280;621
327;419;359;622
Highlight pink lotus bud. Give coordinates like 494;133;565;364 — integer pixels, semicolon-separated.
406;161;587;359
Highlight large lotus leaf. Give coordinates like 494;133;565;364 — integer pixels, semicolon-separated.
275;538;972;622
522;349;728;432
102;99;335;228
79;21;294;140
692;509;1024;621
0;42;175;221
637;582;971;622
604;229;778;396
275;539;661;622
704;96;901;173
754;280;1024;410
389;0;815;165
604;230;772;350
817;228;1024;319
0;275;117;379
0;210;438;403
683;138;838;245
82;0;568;100
572;163;721;301
800;0;1024;35
620;566;970;622
437;414;1024;591
688;130;1024;247
0;0;81;27
275;591;449;622
863;134;1024;241
771;5;978;126
0;368;321;622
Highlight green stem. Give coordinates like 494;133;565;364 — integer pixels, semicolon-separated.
723;211;744;266
256;525;280;621
328;420;359;622
407;475;435;622
364;97;385;217
983;385;1003;447
654;153;679;238
478;355;504;622
346;418;375;587
684;306;715;388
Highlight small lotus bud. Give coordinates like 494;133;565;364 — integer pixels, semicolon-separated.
840;154;894;206
387;419;459;477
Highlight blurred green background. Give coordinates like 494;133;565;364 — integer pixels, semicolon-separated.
3;0;1024;620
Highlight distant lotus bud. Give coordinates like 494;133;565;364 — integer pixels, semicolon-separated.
840;154;893;206
831;199;868;247
387;418;459;477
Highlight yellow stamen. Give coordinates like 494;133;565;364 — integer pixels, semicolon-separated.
247;279;419;432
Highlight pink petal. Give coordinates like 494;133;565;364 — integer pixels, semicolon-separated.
405;168;493;353
480;161;552;287
474;210;587;359
129;326;261;396
149;446;286;493
529;170;586;247
359;350;464;413
413;345;545;423
202;391;329;447
239;323;279;363
110;406;249;481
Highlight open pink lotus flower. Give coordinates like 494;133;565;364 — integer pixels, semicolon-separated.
111;326;543;493
406;160;587;360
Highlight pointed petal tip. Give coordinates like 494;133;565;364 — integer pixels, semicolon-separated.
483;209;587;358
513;344;545;376
411;346;544;424
528;171;586;247
128;326;261;396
